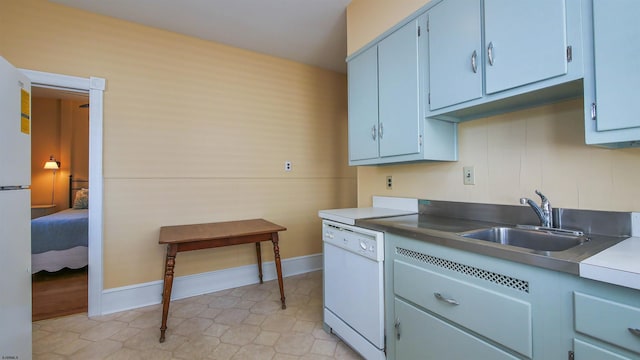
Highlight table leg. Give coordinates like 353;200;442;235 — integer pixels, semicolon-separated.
255;242;263;284
159;244;177;343
271;232;286;309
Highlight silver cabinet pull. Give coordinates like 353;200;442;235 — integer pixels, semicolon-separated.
629;328;640;337
487;42;495;66
471;50;478;73
379;122;384;140
395;317;401;340
434;292;459;305
591;103;597;120
371;125;377;141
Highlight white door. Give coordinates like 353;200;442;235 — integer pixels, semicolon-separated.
0;56;32;360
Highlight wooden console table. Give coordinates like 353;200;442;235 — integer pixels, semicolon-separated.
158;218;287;342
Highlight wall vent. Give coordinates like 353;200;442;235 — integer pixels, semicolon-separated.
396;247;529;293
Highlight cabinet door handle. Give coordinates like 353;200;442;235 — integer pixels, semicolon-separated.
629;328;640;337
371;125;377;141
471;50;478;73
395;317;401;340
379;122;384;140
487;42;495;66
434;292;459;305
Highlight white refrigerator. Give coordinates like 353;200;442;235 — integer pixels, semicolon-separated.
0;56;33;359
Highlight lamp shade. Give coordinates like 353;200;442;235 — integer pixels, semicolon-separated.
44;156;60;170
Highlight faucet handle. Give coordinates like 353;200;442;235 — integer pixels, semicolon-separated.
519;198;528;205
535;190;549;204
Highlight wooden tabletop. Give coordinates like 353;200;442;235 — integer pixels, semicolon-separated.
159;218;287;244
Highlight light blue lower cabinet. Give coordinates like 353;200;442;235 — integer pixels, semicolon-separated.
393;259;532;357
394;297;520;360
384;233;564;359
573;290;640;359
384;232;640;359
574;339;634;360
386;236;535;359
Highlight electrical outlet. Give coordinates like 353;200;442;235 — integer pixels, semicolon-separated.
284;161;292;172
463;166;475;185
386;176;393;190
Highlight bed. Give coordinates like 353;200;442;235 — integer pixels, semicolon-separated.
31;175;88;273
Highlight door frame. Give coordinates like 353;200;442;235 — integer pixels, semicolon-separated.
22;68;105;317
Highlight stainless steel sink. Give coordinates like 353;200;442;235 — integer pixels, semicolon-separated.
458;226;589;252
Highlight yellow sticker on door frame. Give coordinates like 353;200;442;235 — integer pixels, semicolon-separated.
21;88;30;134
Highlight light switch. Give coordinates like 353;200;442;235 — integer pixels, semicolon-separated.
463;166;475;185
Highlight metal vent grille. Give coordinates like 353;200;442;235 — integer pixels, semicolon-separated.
396;247;529;293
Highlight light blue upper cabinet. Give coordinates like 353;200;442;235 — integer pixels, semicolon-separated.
484;0;567;94
348;15;458;166
426;0;582;122
428;0;482;111
592;0;640;132
583;0;640;147
378;20;421;158
348;46;379;162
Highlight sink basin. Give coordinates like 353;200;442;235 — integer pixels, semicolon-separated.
458;227;588;252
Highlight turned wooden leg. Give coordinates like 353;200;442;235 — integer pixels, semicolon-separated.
255;242;264;284
159;244;177;343
271;232;286;309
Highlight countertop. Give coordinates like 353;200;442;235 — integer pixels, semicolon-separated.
318;196;418;225
580;237;640;290
357;213;630;278
318;207;417;225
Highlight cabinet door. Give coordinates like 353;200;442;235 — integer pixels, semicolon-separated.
593;0;640;131
574;292;640;355
428;0;482;110
394;298;519;360
348;46;379;162
484;0;567;94
378;19;421;158
574;339;632;360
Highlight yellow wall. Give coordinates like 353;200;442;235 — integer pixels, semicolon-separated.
348;0;640;211
1;0;356;288
70;102;89;181
31;98;62;207
347;0;431;55
31;98;88;210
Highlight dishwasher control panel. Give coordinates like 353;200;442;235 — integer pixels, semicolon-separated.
322;220;384;261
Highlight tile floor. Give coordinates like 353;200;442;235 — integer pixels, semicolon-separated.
32;271;364;360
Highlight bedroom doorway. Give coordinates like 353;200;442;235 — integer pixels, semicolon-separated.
22;69;105;319
30;86;89;320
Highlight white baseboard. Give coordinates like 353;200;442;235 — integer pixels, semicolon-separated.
100;253;323;316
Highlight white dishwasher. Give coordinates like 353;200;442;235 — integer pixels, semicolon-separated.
319;197;418;359
322;219;386;360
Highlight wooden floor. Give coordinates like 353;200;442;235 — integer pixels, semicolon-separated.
32;267;88;321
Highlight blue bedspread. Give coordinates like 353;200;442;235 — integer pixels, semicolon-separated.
31;209;88;254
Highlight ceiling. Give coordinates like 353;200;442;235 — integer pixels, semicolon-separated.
50;0;351;73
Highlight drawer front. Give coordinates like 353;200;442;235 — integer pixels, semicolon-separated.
394;259;532;357
575;292;640;354
395;298;520;360
574;339;632;360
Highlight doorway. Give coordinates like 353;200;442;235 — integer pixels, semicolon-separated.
30;86;89;320
22;69;105;318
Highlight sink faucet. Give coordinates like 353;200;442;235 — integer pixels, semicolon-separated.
520;190;553;228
